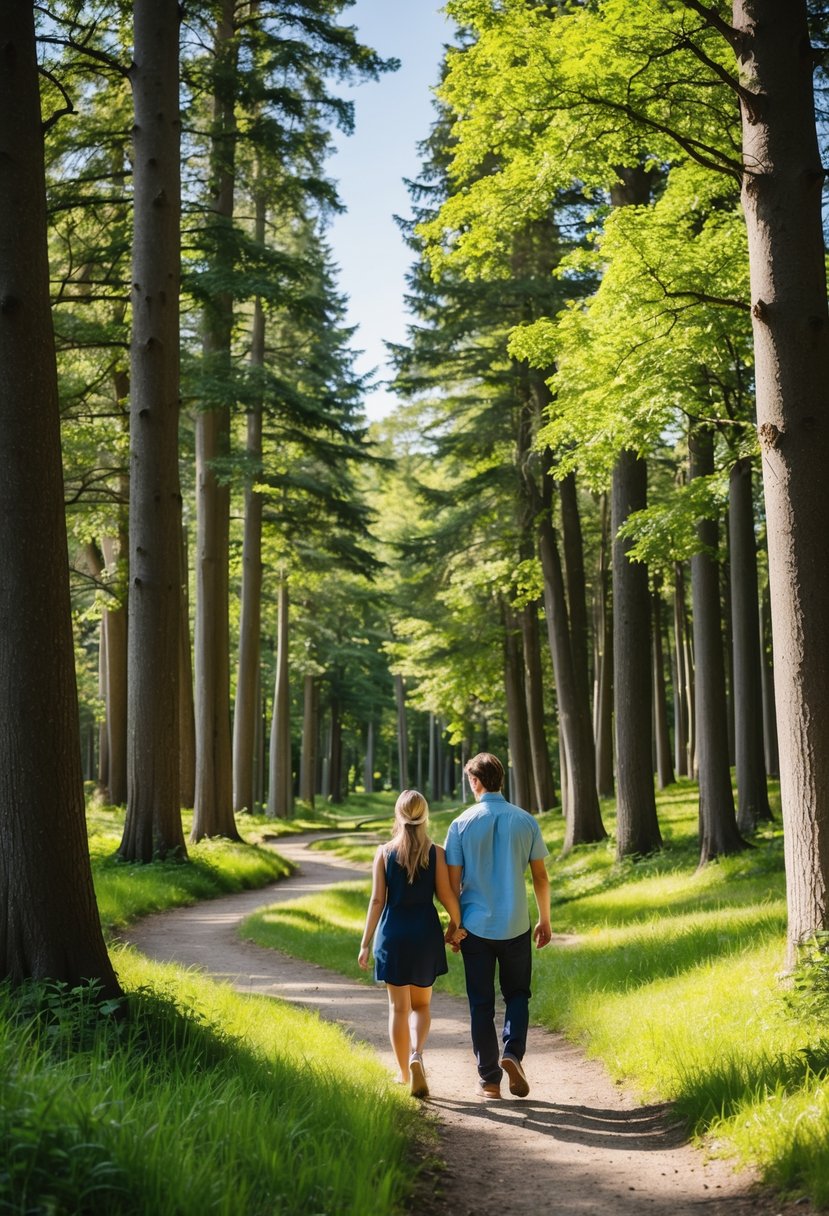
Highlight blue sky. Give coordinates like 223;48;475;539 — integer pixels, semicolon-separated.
327;2;453;420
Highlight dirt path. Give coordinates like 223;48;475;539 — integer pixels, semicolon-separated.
125;836;806;1216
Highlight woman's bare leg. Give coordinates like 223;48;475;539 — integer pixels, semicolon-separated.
386;984;413;1081
409;984;433;1055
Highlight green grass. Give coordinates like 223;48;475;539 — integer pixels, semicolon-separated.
1;798;434;1215
86;805;294;934
241;779;829;1207
0;950;427;1216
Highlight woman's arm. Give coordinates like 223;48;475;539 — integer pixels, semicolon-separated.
358;846;388;970
434;845;466;944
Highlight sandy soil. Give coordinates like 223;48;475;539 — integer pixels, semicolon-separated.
124;835;812;1216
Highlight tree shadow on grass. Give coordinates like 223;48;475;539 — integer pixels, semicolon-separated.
541;903;787;998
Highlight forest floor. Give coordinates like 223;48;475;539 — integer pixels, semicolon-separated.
125;835;812;1216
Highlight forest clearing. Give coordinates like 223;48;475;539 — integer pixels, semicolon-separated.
4;1;829;1213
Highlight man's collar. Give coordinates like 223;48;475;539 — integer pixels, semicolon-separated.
479;791;505;802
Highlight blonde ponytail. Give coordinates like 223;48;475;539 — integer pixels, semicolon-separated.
386;789;432;883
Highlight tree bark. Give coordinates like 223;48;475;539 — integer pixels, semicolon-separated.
98;612;109;793
267;578;292;818
612;450;661;858
87;538;126;805
101;534;128;805
559;472;591;716
728;0;829;960
759;585;779;779
427;713;437;802
652;583;675;790
300;674;317;806
364;718;376;795
232;226;265;814
178;524;196;808
191;0;238;842
537;471;605;850
593;492;614;797
0;4;120;993
689;429;747;864
329;697;343;804
728;457;772;831
502;603;532;812
521;601;557;812
119;0;186;862
395;673;410;789
672;564;690;778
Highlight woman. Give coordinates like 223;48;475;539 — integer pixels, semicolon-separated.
358;790;465;1098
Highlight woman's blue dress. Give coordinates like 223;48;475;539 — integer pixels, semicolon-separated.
373;844;448;987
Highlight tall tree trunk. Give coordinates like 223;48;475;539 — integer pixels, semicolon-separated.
395;673;410;789
232;222;265;814
428;713;445;802
729;457;772;831
689;429;747;864
255;678;266;812
612;450;661;858
178;524;196;808
732;0;829;961
267;578;292;818
192;0;238;842
559;472;590;714
119;0;186;862
721;553;736;766
444;740;456;799
102;598;128;805
672;564;690;778
364;719;375;795
88;538;127;805
329;697;343;804
502;603;532;812
98;530;128;805
0;4;121;993
593;492;614;797
300;674;317;806
98;614;109;792
759;586;779;779
537;470;605;850
652;583;675;790
521;601;557;812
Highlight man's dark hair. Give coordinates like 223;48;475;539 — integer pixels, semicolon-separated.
465;752;504;793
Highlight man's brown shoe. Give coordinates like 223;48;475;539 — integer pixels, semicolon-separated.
477;1079;502;1099
500;1054;530;1097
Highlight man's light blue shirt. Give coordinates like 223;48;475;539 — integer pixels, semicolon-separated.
444;792;549;940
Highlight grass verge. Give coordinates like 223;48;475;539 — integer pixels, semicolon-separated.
240;780;829;1207
0;949;427;1215
1;797;434;1214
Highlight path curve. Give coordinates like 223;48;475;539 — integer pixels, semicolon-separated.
125;835;805;1216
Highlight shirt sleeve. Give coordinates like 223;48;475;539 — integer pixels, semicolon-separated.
529;819;549;861
444;820;463;867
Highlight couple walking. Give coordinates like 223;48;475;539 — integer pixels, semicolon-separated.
358;752;552;1099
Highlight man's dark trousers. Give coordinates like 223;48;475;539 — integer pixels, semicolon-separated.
460;928;532;1083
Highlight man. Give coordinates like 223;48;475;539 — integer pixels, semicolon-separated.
444;752;551;1098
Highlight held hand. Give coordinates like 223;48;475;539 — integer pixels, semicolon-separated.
357;946;370;971
533;920;553;949
444;922;465;953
